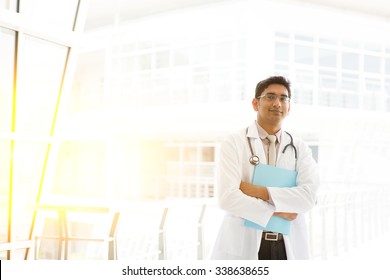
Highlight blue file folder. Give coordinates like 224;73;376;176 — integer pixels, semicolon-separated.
244;164;297;235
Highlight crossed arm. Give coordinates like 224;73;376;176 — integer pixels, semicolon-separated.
218;134;318;224
240;181;297;221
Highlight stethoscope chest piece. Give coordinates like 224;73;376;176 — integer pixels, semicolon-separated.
249;155;260;165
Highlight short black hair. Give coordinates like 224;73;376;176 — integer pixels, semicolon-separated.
255;76;291;99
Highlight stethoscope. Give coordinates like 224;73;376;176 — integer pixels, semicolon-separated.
246;128;297;165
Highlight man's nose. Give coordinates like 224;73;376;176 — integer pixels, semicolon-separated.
272;98;281;107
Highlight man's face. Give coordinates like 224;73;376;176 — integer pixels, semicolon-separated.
252;84;290;129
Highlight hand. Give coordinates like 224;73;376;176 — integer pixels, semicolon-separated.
273;212;298;221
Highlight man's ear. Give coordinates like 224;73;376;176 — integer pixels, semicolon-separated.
252;98;259;111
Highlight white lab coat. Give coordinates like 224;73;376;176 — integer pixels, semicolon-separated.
210;121;319;260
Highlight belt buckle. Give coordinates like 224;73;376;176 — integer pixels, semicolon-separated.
264;232;279;241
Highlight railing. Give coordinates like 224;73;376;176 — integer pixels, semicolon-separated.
115;200;208;260
309;184;390;259
30;186;390;260
119;186;390;260
31;203;120;260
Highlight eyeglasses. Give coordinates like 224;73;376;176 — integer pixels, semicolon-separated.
258;93;290;104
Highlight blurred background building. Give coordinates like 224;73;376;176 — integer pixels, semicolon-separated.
1;0;390;260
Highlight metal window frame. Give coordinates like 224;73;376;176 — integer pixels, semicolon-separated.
0;0;89;260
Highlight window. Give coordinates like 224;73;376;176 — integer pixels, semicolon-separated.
192;45;210;64
236;40;246;60
155;51;170;69
0;28;15;133
364;55;381;73
0;0;87;260
215;42;232;61
275;42;289;62
342;52;359;70
319;70;337;89
173;48;189;66
137;54;152;71
341;73;359;91
319;49;337;68
294;45;314;64
19;0;79;31
386;58;390;75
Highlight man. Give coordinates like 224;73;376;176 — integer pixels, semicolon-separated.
211;76;319;260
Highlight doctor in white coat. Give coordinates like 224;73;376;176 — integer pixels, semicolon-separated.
211;76;319;260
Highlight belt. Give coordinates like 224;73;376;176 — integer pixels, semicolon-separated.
262;231;283;242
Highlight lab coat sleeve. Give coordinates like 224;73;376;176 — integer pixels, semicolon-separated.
218;134;275;227
268;141;319;213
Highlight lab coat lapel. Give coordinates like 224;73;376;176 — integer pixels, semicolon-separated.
277;131;296;170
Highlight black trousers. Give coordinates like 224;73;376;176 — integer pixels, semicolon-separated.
258;238;287;260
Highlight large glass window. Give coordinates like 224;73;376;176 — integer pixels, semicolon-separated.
319;70;337;89
0;28;15;133
295;45;314;65
164;144;216;198
52;141;106;198
342;52;359;70
341;73;359;91
275;30;390;112
215;42;232;61
0;0;87;260
364;78;382;110
294;69;314;104
137;54;152;71
69;50;105;114
364;55;381;73
0;140;11;244
173;48;189;66
155;51;170;69
11;141;47;242
319;49;337;68
385;58;390;75
17;36;68;134
20;0;79;31
0;27;15;259
192;45;210;65
275;42;289;62
385;79;390;110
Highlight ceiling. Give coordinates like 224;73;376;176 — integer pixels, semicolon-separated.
85;0;390;30
85;0;228;30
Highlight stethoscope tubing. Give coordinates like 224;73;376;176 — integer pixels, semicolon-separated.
246;128;297;166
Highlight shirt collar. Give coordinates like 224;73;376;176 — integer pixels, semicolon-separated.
255;121;282;143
